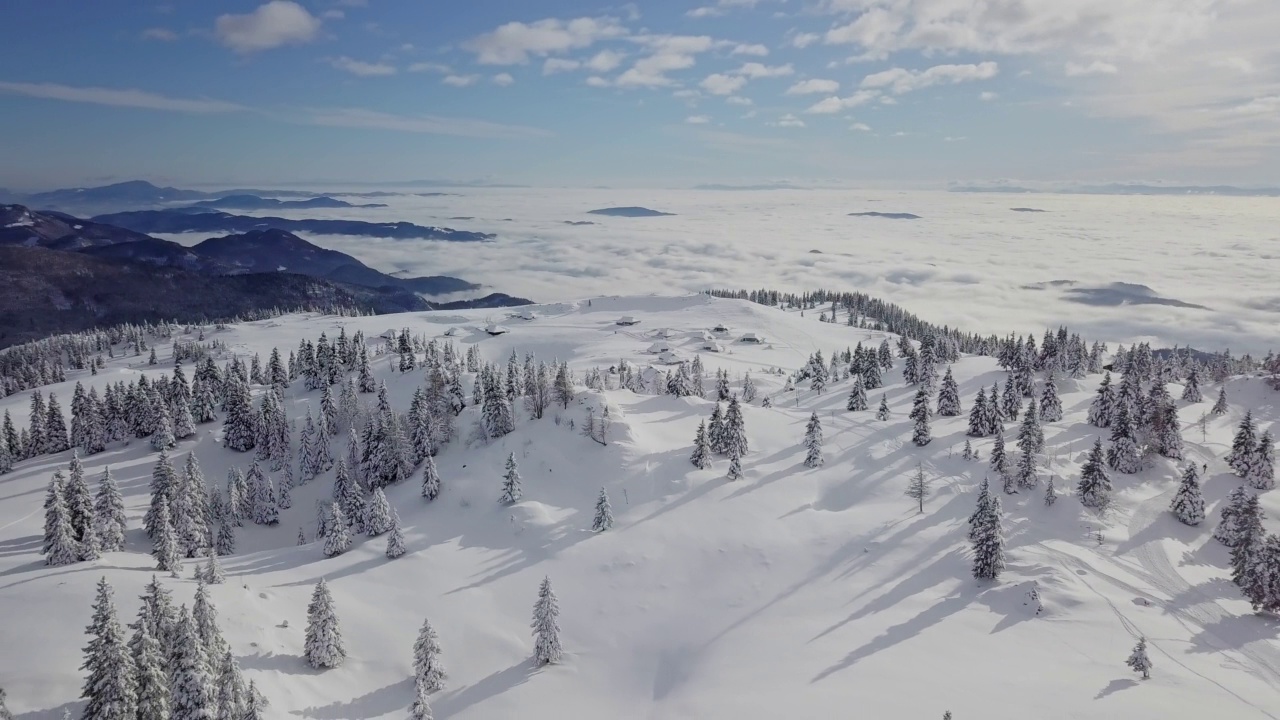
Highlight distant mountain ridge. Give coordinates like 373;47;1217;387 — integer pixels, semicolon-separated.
93;209;494;242
192;195;388;210
951;183;1280;197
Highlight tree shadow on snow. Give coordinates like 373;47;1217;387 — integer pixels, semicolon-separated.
433;660;538;717
1094;678;1138;699
293;678;414;719
238;650;323;676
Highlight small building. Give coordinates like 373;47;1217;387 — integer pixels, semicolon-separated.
380;329;398;340
656;351;681;365
516;309;537;321
740;332;764;344
654;327;675;338
711;323;730;333
701;341;724;353
485;324;510;336
442;327;459;337
616;316;640;326
647;341;672;354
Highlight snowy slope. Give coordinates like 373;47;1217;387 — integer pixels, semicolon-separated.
2;294;1279;719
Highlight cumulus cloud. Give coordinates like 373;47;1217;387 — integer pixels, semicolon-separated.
492;73;515;86
731;43;769;56
543;58;581;74
849;122;871;131
215;1;321;53
465;16;626;65
726;95;754;105
980;91;998;101
791;32;820;48
768;113;805;127
141;28;178;42
686;114;711;124
328;56;397;77
860;61;998;94
304;107;551;138
805;90;878;113
616;35;720;87
443;74;481;87
735;62;793;79
408;62;451;74
786;78;840;95
0;80;245;113
585;76;611;87
700;73;747;95
586;50;625;73
1064;60;1118;77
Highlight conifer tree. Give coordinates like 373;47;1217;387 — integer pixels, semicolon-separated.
500;453;522;504
45;393;70;454
200;549;227;585
213;651;246;720
1106;403;1142;474
846;375;868;411
876;394;890;421
385;509;407;559
1249;430;1276;491
990;428;1013;493
909;387;932;446
1214;485;1251;546
143;451;176;539
323;504;352;558
803;412;824;468
151;504;181;577
413;618;447;694
131;615;168;720
0;437;11;476
1078;438;1112;510
592;487;614;531
421;452;442;501
905;465;930;513
970;495;1004;580
215;522;235;557
936;367;962;417
1211;385;1229;416
172;398;196;441
305;579;345;669
531;576;563;665
1044;477;1058;506
724;396;748;457
0;688;12;720
1001;373;1021;421
708;403;727;455
727;443;743;481
332;458;366;534
193;581;229;664
170;606;215;718
221;370;255;452
80;577;137;720
1039;375;1063;422
365;487;392;536
1171;464;1206;525
962;439;974;461
45;476;81;566
65;453;96;543
967;479;992;541
689;420;713;470
1182;367;1202;402
94;468;127;552
1231;494;1265;588
967;388;988;437
1227;412;1259;477
1126;638;1152;679
1154;401;1185;460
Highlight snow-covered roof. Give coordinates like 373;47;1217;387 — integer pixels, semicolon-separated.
616;316;640;325
485;324;510;335
380;329;398;339
442;327;459;336
701;342;724;352
657;351;680;364
647;341;672;353
711;323;730;332
516;310;537;320
740;332;763;342
654;327;675;338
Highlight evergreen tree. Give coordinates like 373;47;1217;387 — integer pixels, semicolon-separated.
1171;464;1206;525
708;403;727;455
65;453;96;543
1228;411;1259;477
151;504;181;577
1106;403;1142;474
131;616;168;720
0;689;10;720
192;581;228;664
175;454;209;558
169;606;215;719
876;394;890;421
385;509;407;559
531;576;563;665
500;453;522;504
1039;375;1063;422
967;479;992;541
967;388;989;437
803;412;824;468
1077;438;1112;510
200;549;226;585
1182;367;1202;402
905;465;930;513
1211;385;1229;416
1154;401;1184;460
332;458;366;535
592;487;614;532
724;397;748;457
726;443;743;481
846;375;868;411
305;579;345;669
1044;476;1058;506
45;392;70;454
172;398;196;441
962;439;974;461
213;651;246;720
1001;373;1021;421
143;450;177;539
215;522;235;557
936;367;962;417
970;495;1005;580
1214;485;1251;546
421;452;442;501
990;428;1013;493
1126;638;1152;679
45;475;81;566
365;487;393;536
323;504;352;558
94;468;127;552
1247;431;1276;491
80;577;137;720
1231;494;1265;588
220;370;255;453
413;618;447;694
690;420;712;470
909;387;932;446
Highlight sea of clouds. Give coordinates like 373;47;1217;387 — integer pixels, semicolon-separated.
159;188;1280;355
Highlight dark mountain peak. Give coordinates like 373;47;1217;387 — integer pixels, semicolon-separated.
0;204;153;249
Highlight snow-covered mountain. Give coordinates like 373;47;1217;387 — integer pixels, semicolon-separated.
1;294;1278;719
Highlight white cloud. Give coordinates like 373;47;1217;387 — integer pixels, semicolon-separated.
686;7;723;18
741;109;758;118
824;7;901;54
980;91;998;101
321;9;345;20
700;73;747;96
408;62;451;74
305;107;552;138
734;62;793;79
1211;56;1255;74
686;114;711;124
1064;60;1118;77
944;135;967;141
141;28;178;42
215;1;321;54
465;16;626;65
328;56;396;77
892;131;906;136
673;89;701;98
785;78;839;95
791;32;820;48
1227;96;1280;116
805;90;878;113
849;122;871;131
585;76;611;87
0;80;245;113
860;61;998;94
769;113;805;128
616;35;720;87
492;73;515;86
443;74;480;87
726;95;754;105
586;50;625;73
543;58;581;74
731;43;769;56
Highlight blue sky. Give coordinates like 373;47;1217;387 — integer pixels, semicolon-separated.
0;0;1276;189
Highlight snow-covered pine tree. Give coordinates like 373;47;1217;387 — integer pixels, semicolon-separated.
45;477;81;567
151;503;181;577
690;420;712;469
876;394;890;421
131;614;168;720
1154;401;1184;460
213;650;246;720
201;548;226;584
246;461;278;526
385;509;407;559
0;688;12;720
967;479;992;541
554;362;575;409
94;467;127;553
175;453;209;558
1106;403;1142;474
742;372;757;403
143;450;178;540
1001;373;1021;421
988;428;1012;494
1182;366;1202;402
500;453;522;504
962;439;974;461
726;442;743;481
413;617;447;694
1044;477;1057;506
1039;374;1063;422
1211;385;1229;416
333;457;366;534
1077;438;1112;510
193;580;229;663
803;412;823;468
1230;494;1265;589
936;367;962;417
708;403;727;455
1126;637;1152;679
845;374;868;412
531;576;563;665
365;487;392;536
65;453;96;543
305;579;345;669
724;396;748;457
323;504;352;557
592;487;614;531
967;388;988;437
45;392;70;454
1214;485;1251;546
221;369;255;452
970;495;1004;581
1171;464;1206;525
170;606;215;717
909;387;932;446
80;577;136;720
421;452;442;501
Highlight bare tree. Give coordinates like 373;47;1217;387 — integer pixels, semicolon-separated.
905;464;931;513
